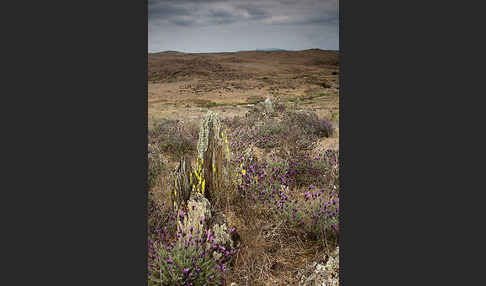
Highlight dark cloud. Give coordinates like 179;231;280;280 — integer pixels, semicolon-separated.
148;4;192;21
148;0;339;52
169;17;196;26
207;9;238;24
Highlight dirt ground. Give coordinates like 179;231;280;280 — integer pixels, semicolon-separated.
148;49;339;150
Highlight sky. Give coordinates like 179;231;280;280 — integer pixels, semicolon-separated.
148;0;339;53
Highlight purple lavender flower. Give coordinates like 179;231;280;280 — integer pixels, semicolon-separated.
183;268;189;274
167;256;173;264
305;192;311;200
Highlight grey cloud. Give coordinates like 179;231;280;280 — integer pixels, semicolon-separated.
148;0;339;52
235;4;270;20
169;17;197;26
207;9;238;24
148;3;193;21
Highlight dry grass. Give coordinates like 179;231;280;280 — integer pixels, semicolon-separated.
226;202;330;286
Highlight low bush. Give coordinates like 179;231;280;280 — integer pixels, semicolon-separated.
235;153;339;242
282;110;334;139
148;218;238;286
149;119;199;159
285;150;339;189
148;144;165;188
280;185;339;241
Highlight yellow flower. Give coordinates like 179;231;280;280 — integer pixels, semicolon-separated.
225;136;228;144
174;189;177;197
202;180;205;195
242;169;246;176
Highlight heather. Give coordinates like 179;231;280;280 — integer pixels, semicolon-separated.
148;105;339;285
149;118;199;159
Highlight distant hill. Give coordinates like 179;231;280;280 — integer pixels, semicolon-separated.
236;48;294;52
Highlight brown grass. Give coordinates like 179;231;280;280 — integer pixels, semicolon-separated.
224;201;329;286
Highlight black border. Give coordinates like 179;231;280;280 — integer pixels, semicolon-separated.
5;0;468;284
3;0;148;284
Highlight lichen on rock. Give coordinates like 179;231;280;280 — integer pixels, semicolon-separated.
264;97;274;113
197;111;223;160
176;192;212;244
298;246;339;286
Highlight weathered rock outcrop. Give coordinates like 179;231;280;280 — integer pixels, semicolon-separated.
298;247;339;286
173;111;236;260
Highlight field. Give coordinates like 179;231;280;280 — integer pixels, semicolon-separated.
148;49;339;285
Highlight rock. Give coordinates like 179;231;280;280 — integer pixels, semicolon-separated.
197;111;223;160
176;193;212;244
298;247;339;286
211;213;233;248
175;193;236;261
264;97;274;113
172;111;236;265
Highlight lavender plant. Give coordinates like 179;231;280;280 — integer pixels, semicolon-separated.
148;223;238;286
234;149;339;241
279;185;339;240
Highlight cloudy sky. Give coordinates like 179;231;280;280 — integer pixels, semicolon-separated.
148;0;339;53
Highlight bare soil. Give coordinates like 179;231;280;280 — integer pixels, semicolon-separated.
148;49;340;143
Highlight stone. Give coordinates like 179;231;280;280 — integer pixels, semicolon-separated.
264;97;274;113
298;247;339;286
197;110;223;160
176;193;212;244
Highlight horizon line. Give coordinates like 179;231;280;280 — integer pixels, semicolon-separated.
148;48;339;54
